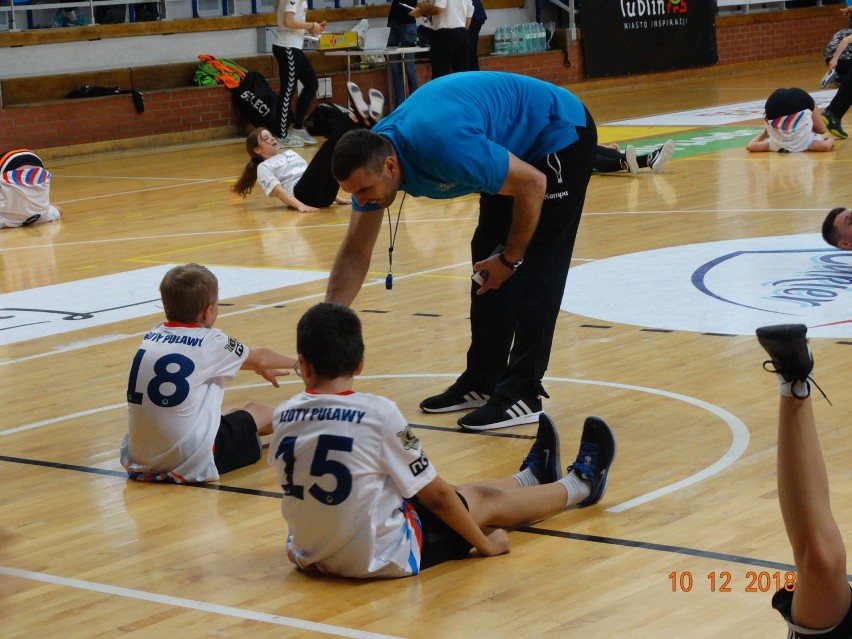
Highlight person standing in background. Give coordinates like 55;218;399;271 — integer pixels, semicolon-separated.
410;0;473;77
272;0;326;148
820;28;852;139
467;0;486;71
386;0;421;108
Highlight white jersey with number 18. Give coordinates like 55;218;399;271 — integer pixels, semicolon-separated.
120;322;248;483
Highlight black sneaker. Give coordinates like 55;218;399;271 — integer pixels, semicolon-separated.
420;382;489;413
822;110;848;140
518;413;562;484
756;324;813;399
646;139;675;172
568;416;616;507
457;395;542;430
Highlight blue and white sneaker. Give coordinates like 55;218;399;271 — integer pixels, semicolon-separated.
518;413;562;484
568;416;616;507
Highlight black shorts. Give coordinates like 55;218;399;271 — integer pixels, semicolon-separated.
213;410;262;475
405;492;474;570
772;586;852;638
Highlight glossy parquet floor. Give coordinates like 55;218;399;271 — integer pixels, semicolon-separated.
2;59;852;638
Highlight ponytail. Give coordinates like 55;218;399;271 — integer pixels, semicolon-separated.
232;128;267;198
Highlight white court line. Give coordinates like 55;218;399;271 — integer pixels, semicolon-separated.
0;403;126;436
367;374;748;514
0;565;405;639
552;378;750;513
0;214;478;253
0;206;828;255
59;174;212;181
2;374;749;515
58;176;233;204
0;260;472;369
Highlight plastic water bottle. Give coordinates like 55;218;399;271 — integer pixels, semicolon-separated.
536;22;547;52
493;25;509;55
511;24;523;54
523;23;533;53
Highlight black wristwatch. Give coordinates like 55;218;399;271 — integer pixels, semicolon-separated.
498;252;523;270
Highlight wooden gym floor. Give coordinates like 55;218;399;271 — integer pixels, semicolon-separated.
3;60;852;638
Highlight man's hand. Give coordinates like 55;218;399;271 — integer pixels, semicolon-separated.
472;254;515;294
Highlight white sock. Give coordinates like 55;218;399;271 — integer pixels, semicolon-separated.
558;471;591;507
777;347;812;398
513;467;539;488
778;377;810;399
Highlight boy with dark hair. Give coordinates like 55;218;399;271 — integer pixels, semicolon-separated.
822;207;851;249
121;263;298;484
268;302;616;578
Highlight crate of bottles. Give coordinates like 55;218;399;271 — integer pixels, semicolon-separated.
492;23;547;55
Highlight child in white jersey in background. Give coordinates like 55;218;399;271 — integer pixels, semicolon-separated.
747;87;834;153
0;149;63;229
232;92;383;212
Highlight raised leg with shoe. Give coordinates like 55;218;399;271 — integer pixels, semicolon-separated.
756;324;814;399
346;82;385;127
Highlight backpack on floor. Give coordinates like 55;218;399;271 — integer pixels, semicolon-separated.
304;103;352;137
233;71;279;131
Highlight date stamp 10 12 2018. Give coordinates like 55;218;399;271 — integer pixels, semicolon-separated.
668;571;797;593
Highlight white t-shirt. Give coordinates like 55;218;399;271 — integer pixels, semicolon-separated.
0;167;61;228
268;390;437;578
257;151;308;197
765;109;818;153
274;0;308;49
431;0;473;30
120;322;248;483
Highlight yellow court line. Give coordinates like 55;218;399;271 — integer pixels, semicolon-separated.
597;125;695;144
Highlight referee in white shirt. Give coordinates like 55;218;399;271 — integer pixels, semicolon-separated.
411;0;473;77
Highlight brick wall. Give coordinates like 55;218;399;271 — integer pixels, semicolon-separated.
0;86;238;152
0;9;840;155
715;10;838;63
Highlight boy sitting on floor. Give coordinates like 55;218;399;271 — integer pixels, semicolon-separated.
121;263;297;483
268;302;616;578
